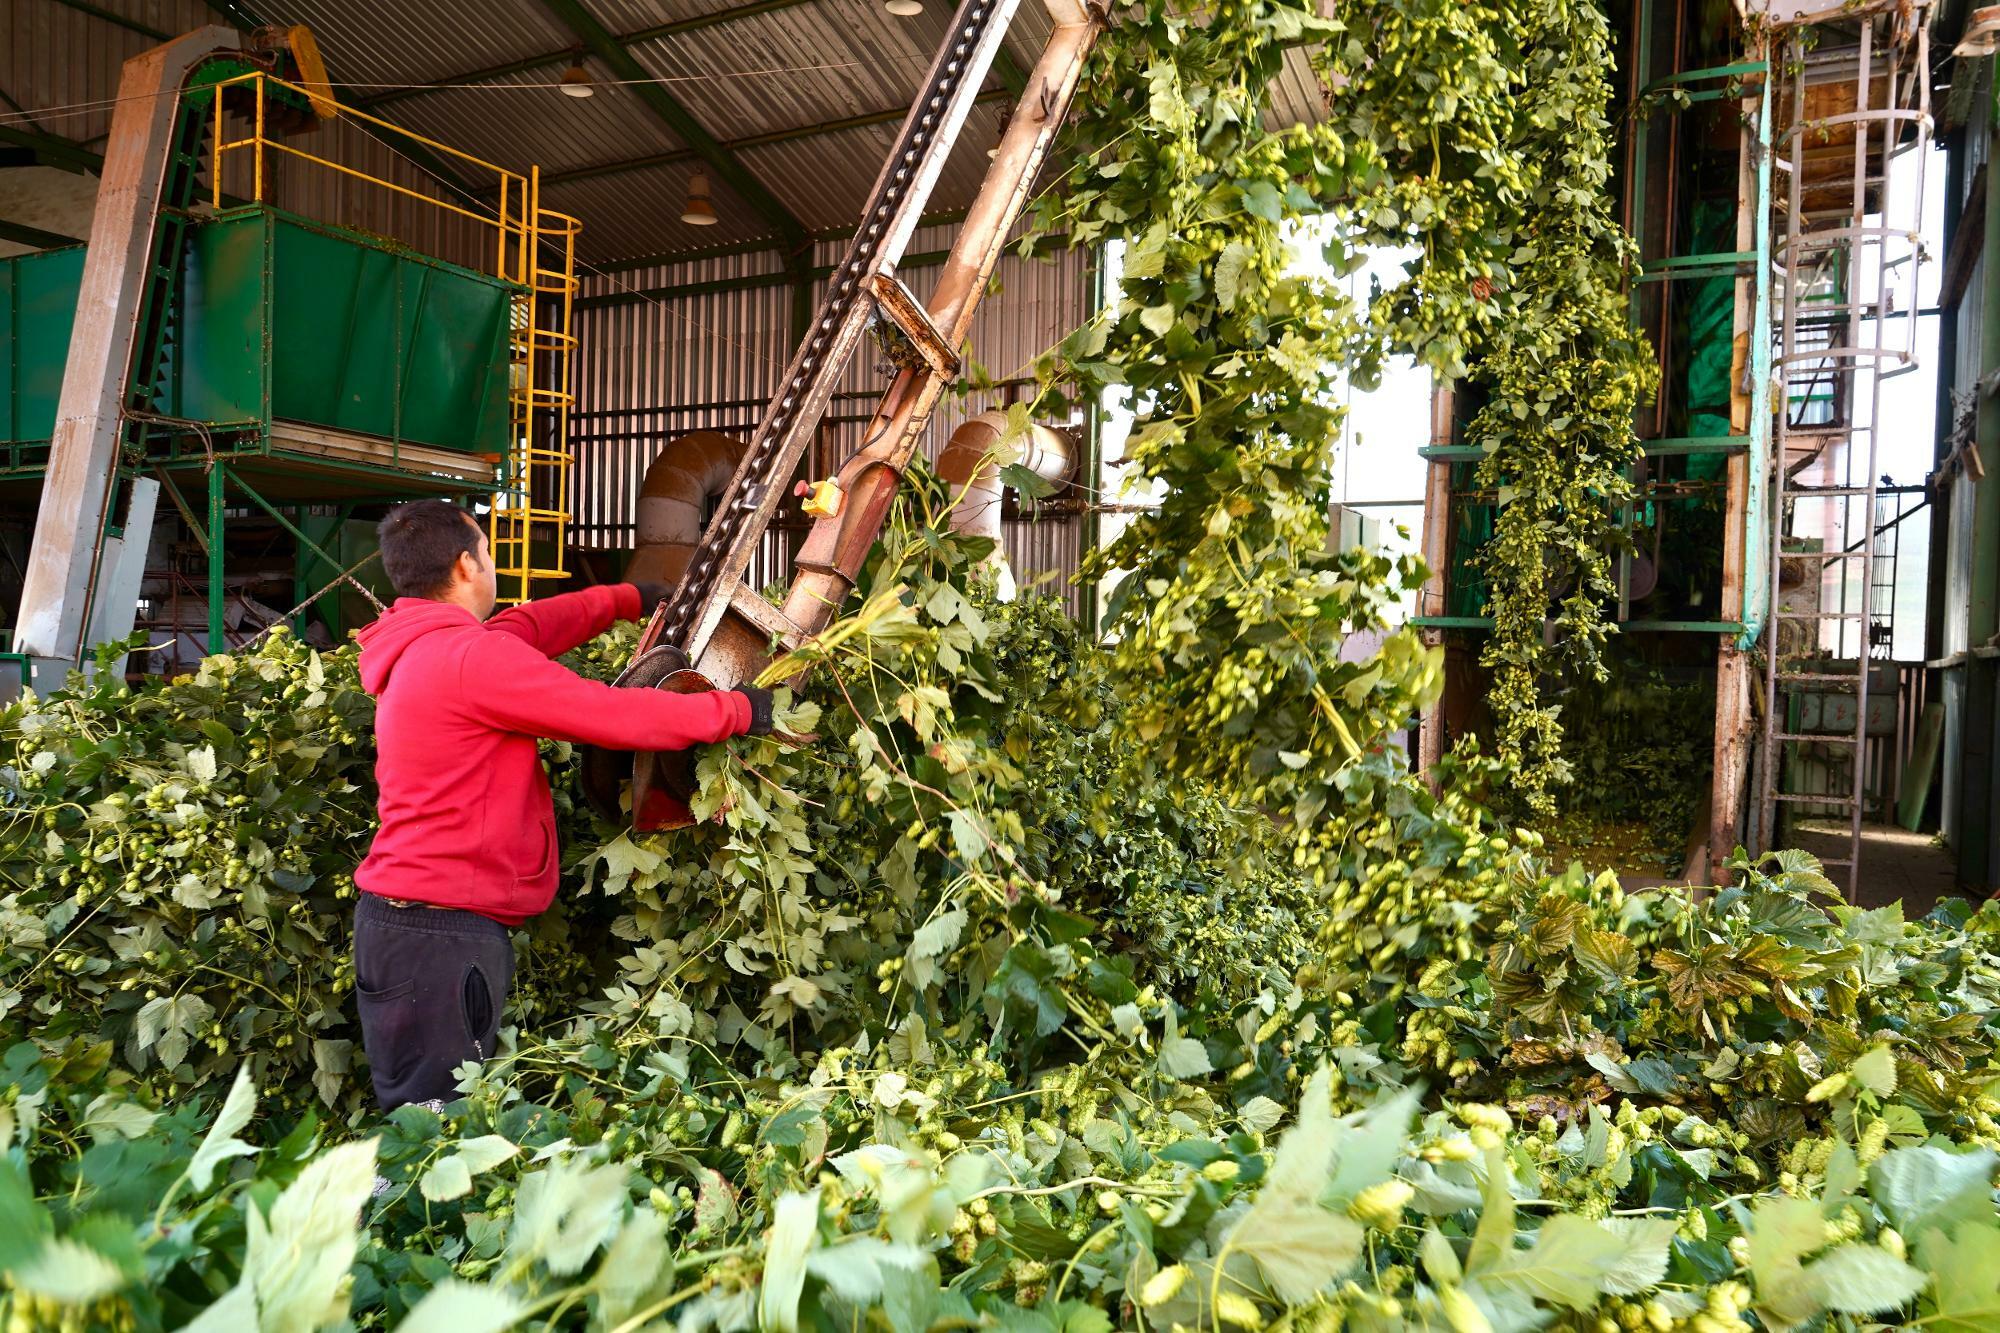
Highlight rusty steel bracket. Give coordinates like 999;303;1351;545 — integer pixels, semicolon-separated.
869;272;960;379
622;588;805;826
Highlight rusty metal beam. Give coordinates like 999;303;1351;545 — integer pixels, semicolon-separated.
1709;58;1768;882
15;25;244;686
517;89;1014;193
773;0;1103;646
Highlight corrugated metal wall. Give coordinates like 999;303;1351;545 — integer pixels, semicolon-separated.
1;0;215;145
569;223;1095;613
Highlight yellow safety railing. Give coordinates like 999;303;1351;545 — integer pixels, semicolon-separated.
208;71;581;603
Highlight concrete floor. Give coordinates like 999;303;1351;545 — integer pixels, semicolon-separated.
1789;818;1967;916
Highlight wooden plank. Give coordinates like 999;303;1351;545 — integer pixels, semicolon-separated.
1941;164;1987;311
1897;700;1945;831
1415;385;1455;788
269;422;499;486
1711;66;1762;881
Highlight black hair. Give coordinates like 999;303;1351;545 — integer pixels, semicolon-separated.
377;501;483;599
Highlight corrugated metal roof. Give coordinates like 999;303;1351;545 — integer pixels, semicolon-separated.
542;157;779;260
624;4;952;141
382;66;686;179
264;0;576;88
1;0;215;147
740;103;1002;231
9;0;1332;267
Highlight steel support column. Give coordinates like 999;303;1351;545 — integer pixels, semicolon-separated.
207;463;226;654
1959;58;2000;889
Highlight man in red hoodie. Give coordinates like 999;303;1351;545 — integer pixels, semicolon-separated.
352;499;773;1109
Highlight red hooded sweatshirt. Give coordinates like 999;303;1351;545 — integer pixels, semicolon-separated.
353;584;750;924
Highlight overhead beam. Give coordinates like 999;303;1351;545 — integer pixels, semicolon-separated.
0;125;104;175
534;0;812;259
0;219;84;249
358;0;819;109
575;223;1063;311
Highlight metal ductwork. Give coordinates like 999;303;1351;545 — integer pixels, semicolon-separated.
933;410;1072;600
627;431;748;589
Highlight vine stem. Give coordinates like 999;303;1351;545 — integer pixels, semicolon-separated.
966;1175;1179;1204
1049;1221;1120;1308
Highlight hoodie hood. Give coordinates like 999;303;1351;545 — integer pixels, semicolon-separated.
356;598;480;694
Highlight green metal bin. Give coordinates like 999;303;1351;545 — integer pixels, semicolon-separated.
0;205;515;469
176;205;516;455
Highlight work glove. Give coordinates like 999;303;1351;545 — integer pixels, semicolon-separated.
627;581;674;617
736;685;776;737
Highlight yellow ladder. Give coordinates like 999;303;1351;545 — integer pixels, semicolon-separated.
491;167;581;605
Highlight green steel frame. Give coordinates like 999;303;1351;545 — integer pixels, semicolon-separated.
1415;47;1773;647
167;458;481;651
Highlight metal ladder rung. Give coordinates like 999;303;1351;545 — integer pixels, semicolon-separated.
1785;229;1892;252
1756;18;1933;898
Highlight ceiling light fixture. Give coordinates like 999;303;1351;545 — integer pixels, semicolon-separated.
682;172;718;226
885;0;925;17
560;56;594;98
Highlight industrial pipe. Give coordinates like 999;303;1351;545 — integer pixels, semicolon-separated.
627;431;748;588
934;410;1073;599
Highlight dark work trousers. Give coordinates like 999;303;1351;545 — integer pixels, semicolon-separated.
352;893;513;1111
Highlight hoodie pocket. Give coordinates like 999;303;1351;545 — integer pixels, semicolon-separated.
518;817;555;885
